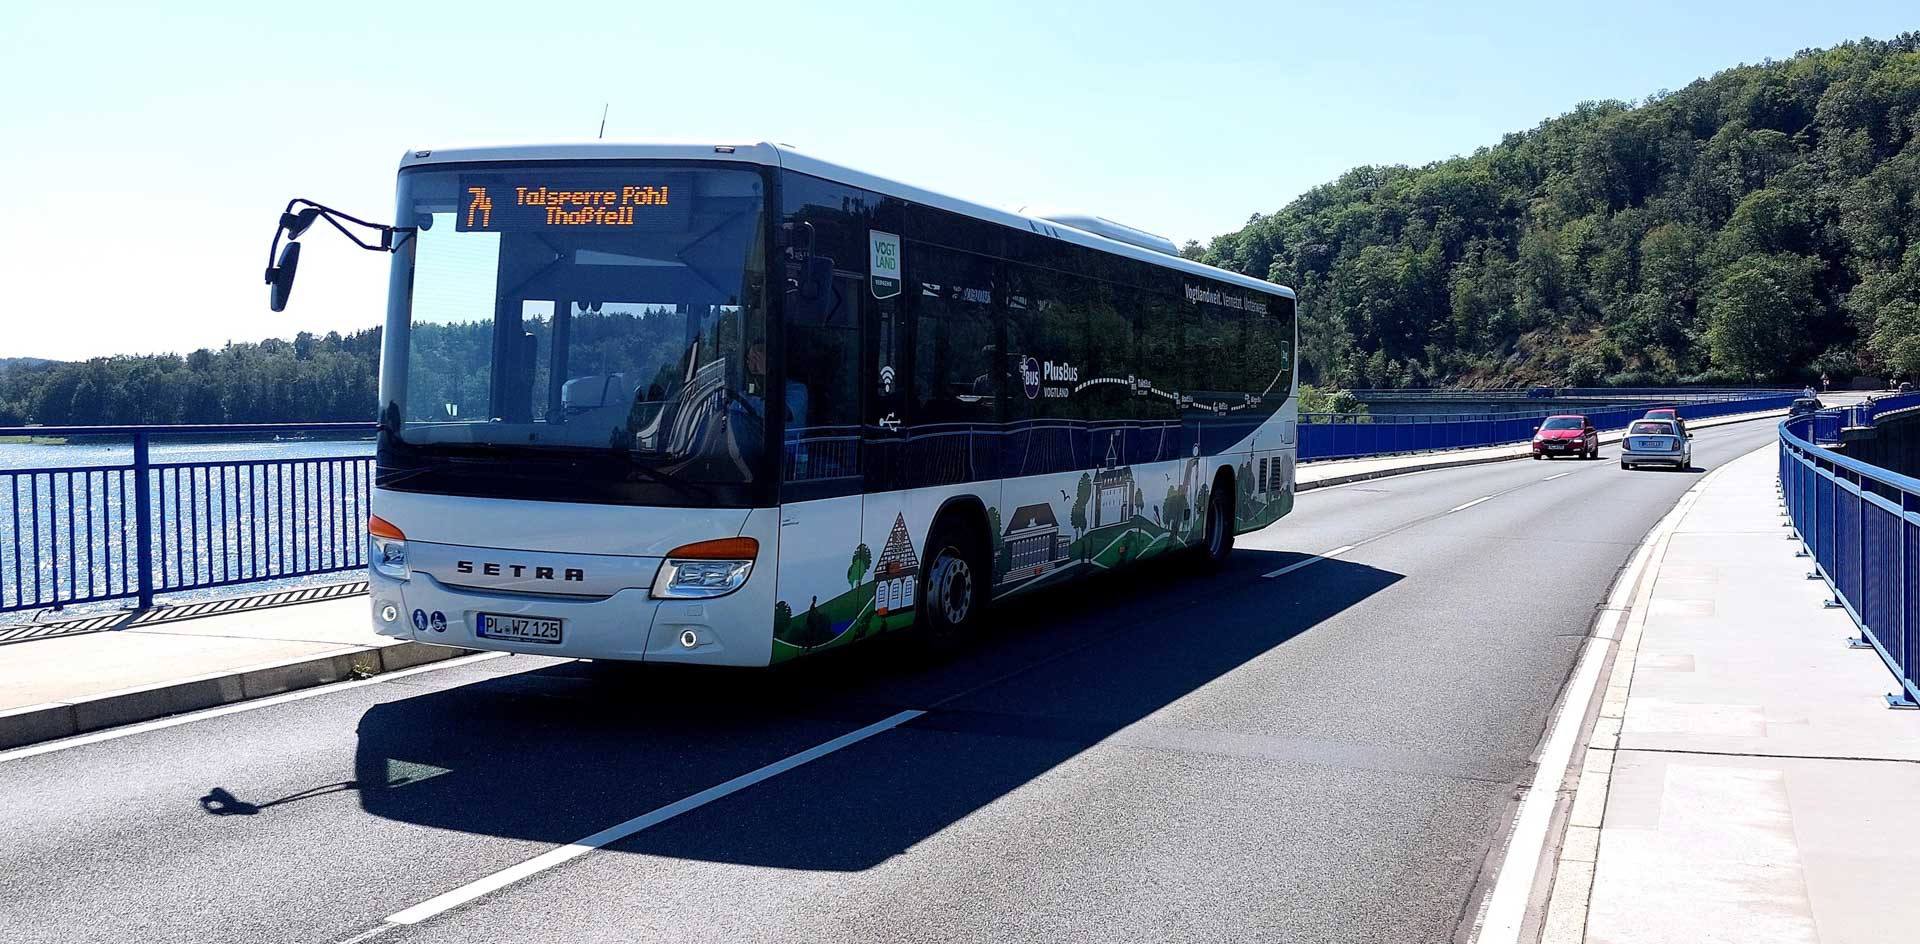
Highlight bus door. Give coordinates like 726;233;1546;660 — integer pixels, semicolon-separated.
861;274;912;623
773;259;871;651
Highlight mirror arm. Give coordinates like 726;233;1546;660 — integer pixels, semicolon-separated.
268;198;415;266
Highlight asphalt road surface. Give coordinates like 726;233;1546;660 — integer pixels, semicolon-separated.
0;419;1786;944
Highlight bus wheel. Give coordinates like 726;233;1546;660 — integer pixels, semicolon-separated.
919;518;986;652
1199;480;1235;568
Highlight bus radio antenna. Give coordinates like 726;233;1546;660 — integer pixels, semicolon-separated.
598;103;609;139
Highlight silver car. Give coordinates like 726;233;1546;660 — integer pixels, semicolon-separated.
1621;419;1692;470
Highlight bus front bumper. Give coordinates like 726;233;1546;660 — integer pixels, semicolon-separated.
367;568;776;667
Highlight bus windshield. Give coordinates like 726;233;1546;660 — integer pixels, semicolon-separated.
381;163;769;490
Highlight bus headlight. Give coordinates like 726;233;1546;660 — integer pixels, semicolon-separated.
370;514;410;581
651;537;758;599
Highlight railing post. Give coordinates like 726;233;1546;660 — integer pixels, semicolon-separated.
133;431;155;610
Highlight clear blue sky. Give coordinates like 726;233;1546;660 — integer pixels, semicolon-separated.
1;0;1911;360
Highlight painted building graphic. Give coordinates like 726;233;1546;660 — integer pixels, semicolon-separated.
874;512;919;616
1003;503;1070;579
1092;439;1135;528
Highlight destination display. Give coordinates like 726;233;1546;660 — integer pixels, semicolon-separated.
457;172;692;232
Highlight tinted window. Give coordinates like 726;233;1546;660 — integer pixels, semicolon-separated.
1542;417;1584;430
908;245;997;427
1135;291;1183;418
1184;294;1243;398
1245;295;1295;399
1005;265;1093;422
1630;421;1672;435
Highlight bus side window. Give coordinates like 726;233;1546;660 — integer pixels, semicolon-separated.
782;272;863;488
907;245;997;427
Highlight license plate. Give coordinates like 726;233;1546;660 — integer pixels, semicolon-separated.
477;613;563;644
1547;442;1567;449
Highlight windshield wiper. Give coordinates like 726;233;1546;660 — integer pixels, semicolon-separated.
615;454;713;501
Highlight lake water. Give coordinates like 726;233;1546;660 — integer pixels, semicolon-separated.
0;439;378;624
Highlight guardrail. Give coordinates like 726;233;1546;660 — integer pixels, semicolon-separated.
1;423;376;615
1298;393;1798;461
1342;386;1798;400
1779;414;1920;708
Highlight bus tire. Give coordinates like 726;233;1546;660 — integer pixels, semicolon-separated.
1198;472;1235;569
917;514;988;654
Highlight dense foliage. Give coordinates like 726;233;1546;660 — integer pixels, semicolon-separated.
1189;34;1920;388
0;330;381;426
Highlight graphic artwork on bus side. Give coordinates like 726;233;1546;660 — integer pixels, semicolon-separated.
772;513;920;655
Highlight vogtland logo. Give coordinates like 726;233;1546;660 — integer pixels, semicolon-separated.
1021;356;1041;399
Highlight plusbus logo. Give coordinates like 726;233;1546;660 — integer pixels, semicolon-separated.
1021;356;1041;399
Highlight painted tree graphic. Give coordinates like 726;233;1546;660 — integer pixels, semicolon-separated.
1072;472;1093;558
1162;485;1188;541
847;542;872;592
773;600;793;639
988;507;1011;580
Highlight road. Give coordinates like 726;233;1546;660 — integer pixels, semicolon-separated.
0;419;1784;944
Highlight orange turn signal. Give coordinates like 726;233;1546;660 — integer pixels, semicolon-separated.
369;514;406;541
663;537;759;560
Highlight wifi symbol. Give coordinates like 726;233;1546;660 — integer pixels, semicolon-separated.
880;365;896;387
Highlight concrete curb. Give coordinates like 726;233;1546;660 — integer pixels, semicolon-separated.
1469;442;1747;944
1529;455;1743;944
0;640;472;751
1299;408;1785;492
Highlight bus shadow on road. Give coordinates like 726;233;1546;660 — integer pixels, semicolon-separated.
351;548;1401;870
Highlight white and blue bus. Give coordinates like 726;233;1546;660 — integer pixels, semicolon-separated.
330;142;1295;665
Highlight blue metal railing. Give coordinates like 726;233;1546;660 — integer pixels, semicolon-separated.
1779;414;1920;708
1298;393;1798;461
1;423;376;615
1342;386;1796;400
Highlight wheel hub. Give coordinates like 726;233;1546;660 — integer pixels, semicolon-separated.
930;550;973;624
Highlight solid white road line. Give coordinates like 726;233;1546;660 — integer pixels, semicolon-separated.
384;708;927;927
0;651;509;764
1449;495;1495;513
1474;633;1610;942
1543;471;1576;482
1262;545;1355;579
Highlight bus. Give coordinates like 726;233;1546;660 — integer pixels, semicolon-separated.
291;142;1297;666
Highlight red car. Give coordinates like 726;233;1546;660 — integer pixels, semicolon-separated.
1642;407;1688;439
1532;414;1599;459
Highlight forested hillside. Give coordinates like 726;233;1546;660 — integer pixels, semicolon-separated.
0;330;380;426
1190;34;1920;388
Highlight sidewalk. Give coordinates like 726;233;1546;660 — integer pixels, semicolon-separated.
1543;445;1920;943
0;590;466;750
0;406;1789;752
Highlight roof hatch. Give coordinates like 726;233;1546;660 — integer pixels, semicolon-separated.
1023;209;1180;256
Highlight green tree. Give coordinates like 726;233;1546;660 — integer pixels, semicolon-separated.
1704;254;1818;380
1072;473;1092;556
846;543;872;592
1869;300;1920;379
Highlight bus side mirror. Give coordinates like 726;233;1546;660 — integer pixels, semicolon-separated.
266;241;302;312
787;256;838;325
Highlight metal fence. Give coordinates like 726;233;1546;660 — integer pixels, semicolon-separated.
0;393;1802;614
1298;393;1798;461
1779;414;1920;708
1;424;376;615
1341;386;1797;400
